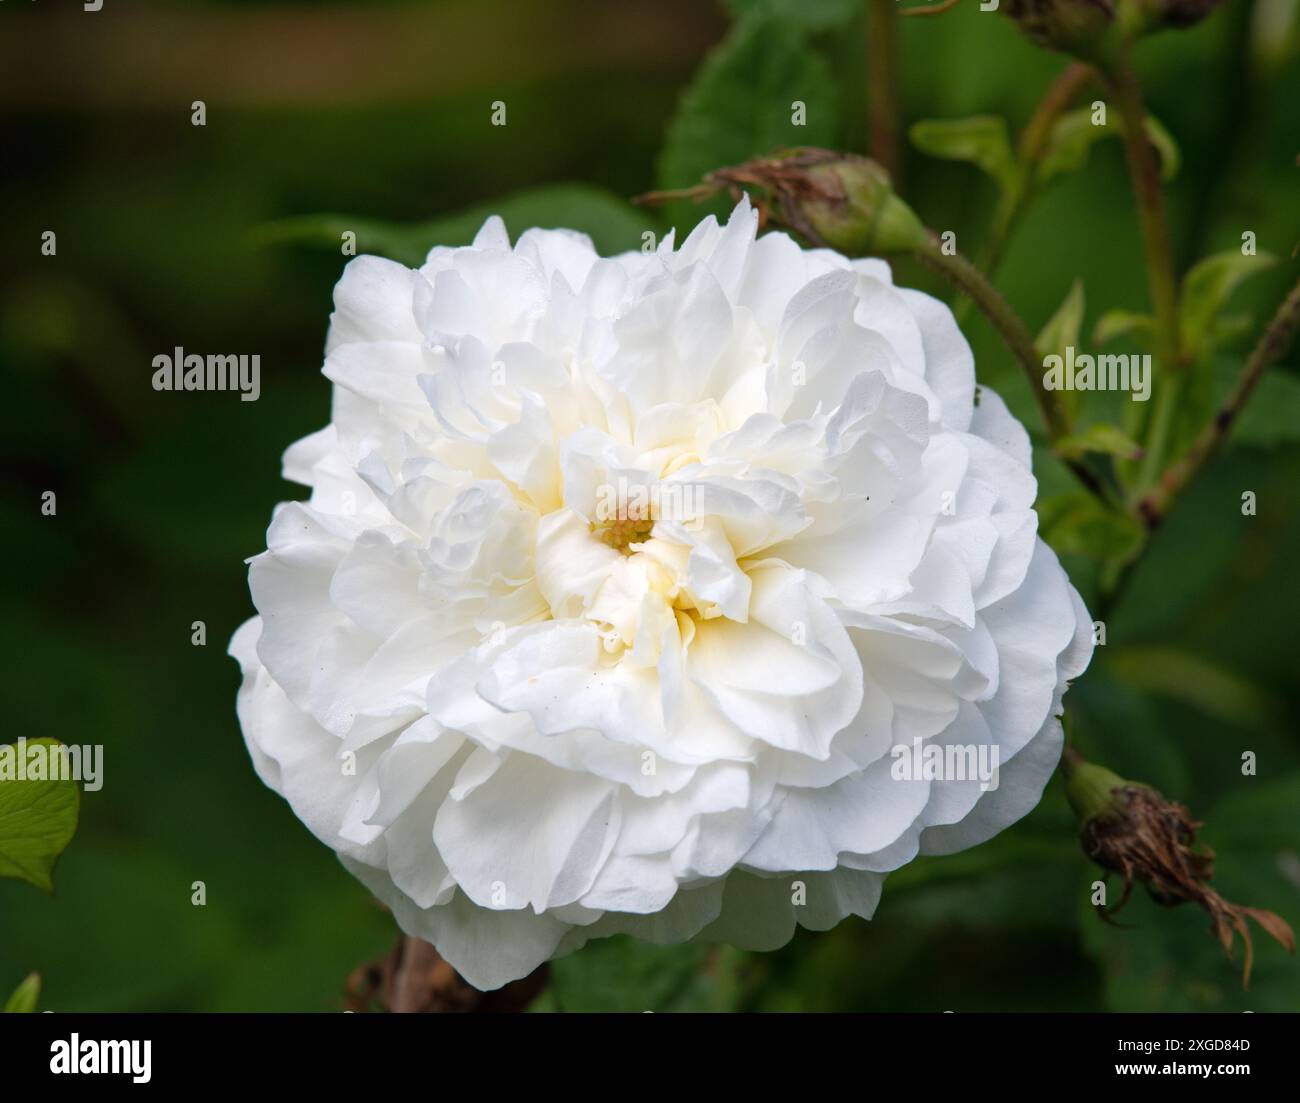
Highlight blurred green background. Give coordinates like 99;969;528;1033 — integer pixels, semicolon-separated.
2;0;1298;1011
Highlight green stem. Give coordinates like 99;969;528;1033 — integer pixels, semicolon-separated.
915;235;1069;438
1136;371;1183;490
1101;49;1183;495
866;0;903;188
1102;52;1180;372
1136;276;1300;530
983;62;1093;276
958;61;1093;324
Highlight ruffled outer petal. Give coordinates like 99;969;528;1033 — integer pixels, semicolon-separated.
233;200;1094;989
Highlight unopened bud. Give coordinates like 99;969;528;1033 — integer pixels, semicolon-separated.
1003;0;1116;58
790;153;928;256
636;149;929;257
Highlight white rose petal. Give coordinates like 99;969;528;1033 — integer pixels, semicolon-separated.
232;198;1094;991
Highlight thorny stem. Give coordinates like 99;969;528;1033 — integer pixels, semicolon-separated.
1136;277;1300;530
914;234;1115;506
866;0;903;188
915;235;1066;435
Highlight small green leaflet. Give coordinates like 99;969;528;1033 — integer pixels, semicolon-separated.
0;738;81;893
3;972;41;1014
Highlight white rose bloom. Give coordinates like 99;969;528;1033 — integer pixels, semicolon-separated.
231;199;1093;990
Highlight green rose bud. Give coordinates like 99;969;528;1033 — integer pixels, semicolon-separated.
681;148;929;256
636;149;929;257
791;152;929;256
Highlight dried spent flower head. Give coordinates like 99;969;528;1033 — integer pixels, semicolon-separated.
1064;749;1295;987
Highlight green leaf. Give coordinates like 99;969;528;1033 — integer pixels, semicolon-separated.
657;16;837;211
1209;360;1300;447
1070;662;1192;797
1176;354;1300;459
1093;309;1155;348
909;116;1018;194
1143;115;1181;181
1056;422;1144;461
545;936;750;1012
1105;646;1281;730
1236;372;1300;446
1036;107;1179;186
1208;311;1257;347
1035;280;1086;421
1036;108;1107;185
1179;250;1278;357
724;0;858;30
0;738;81;893
1037;491;1145;562
1211;775;1300;851
3;972;40;1013
255;184;658;266
1035;279;1086;360
255;215;442;266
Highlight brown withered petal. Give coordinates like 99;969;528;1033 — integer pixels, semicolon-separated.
1081;784;1295;988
